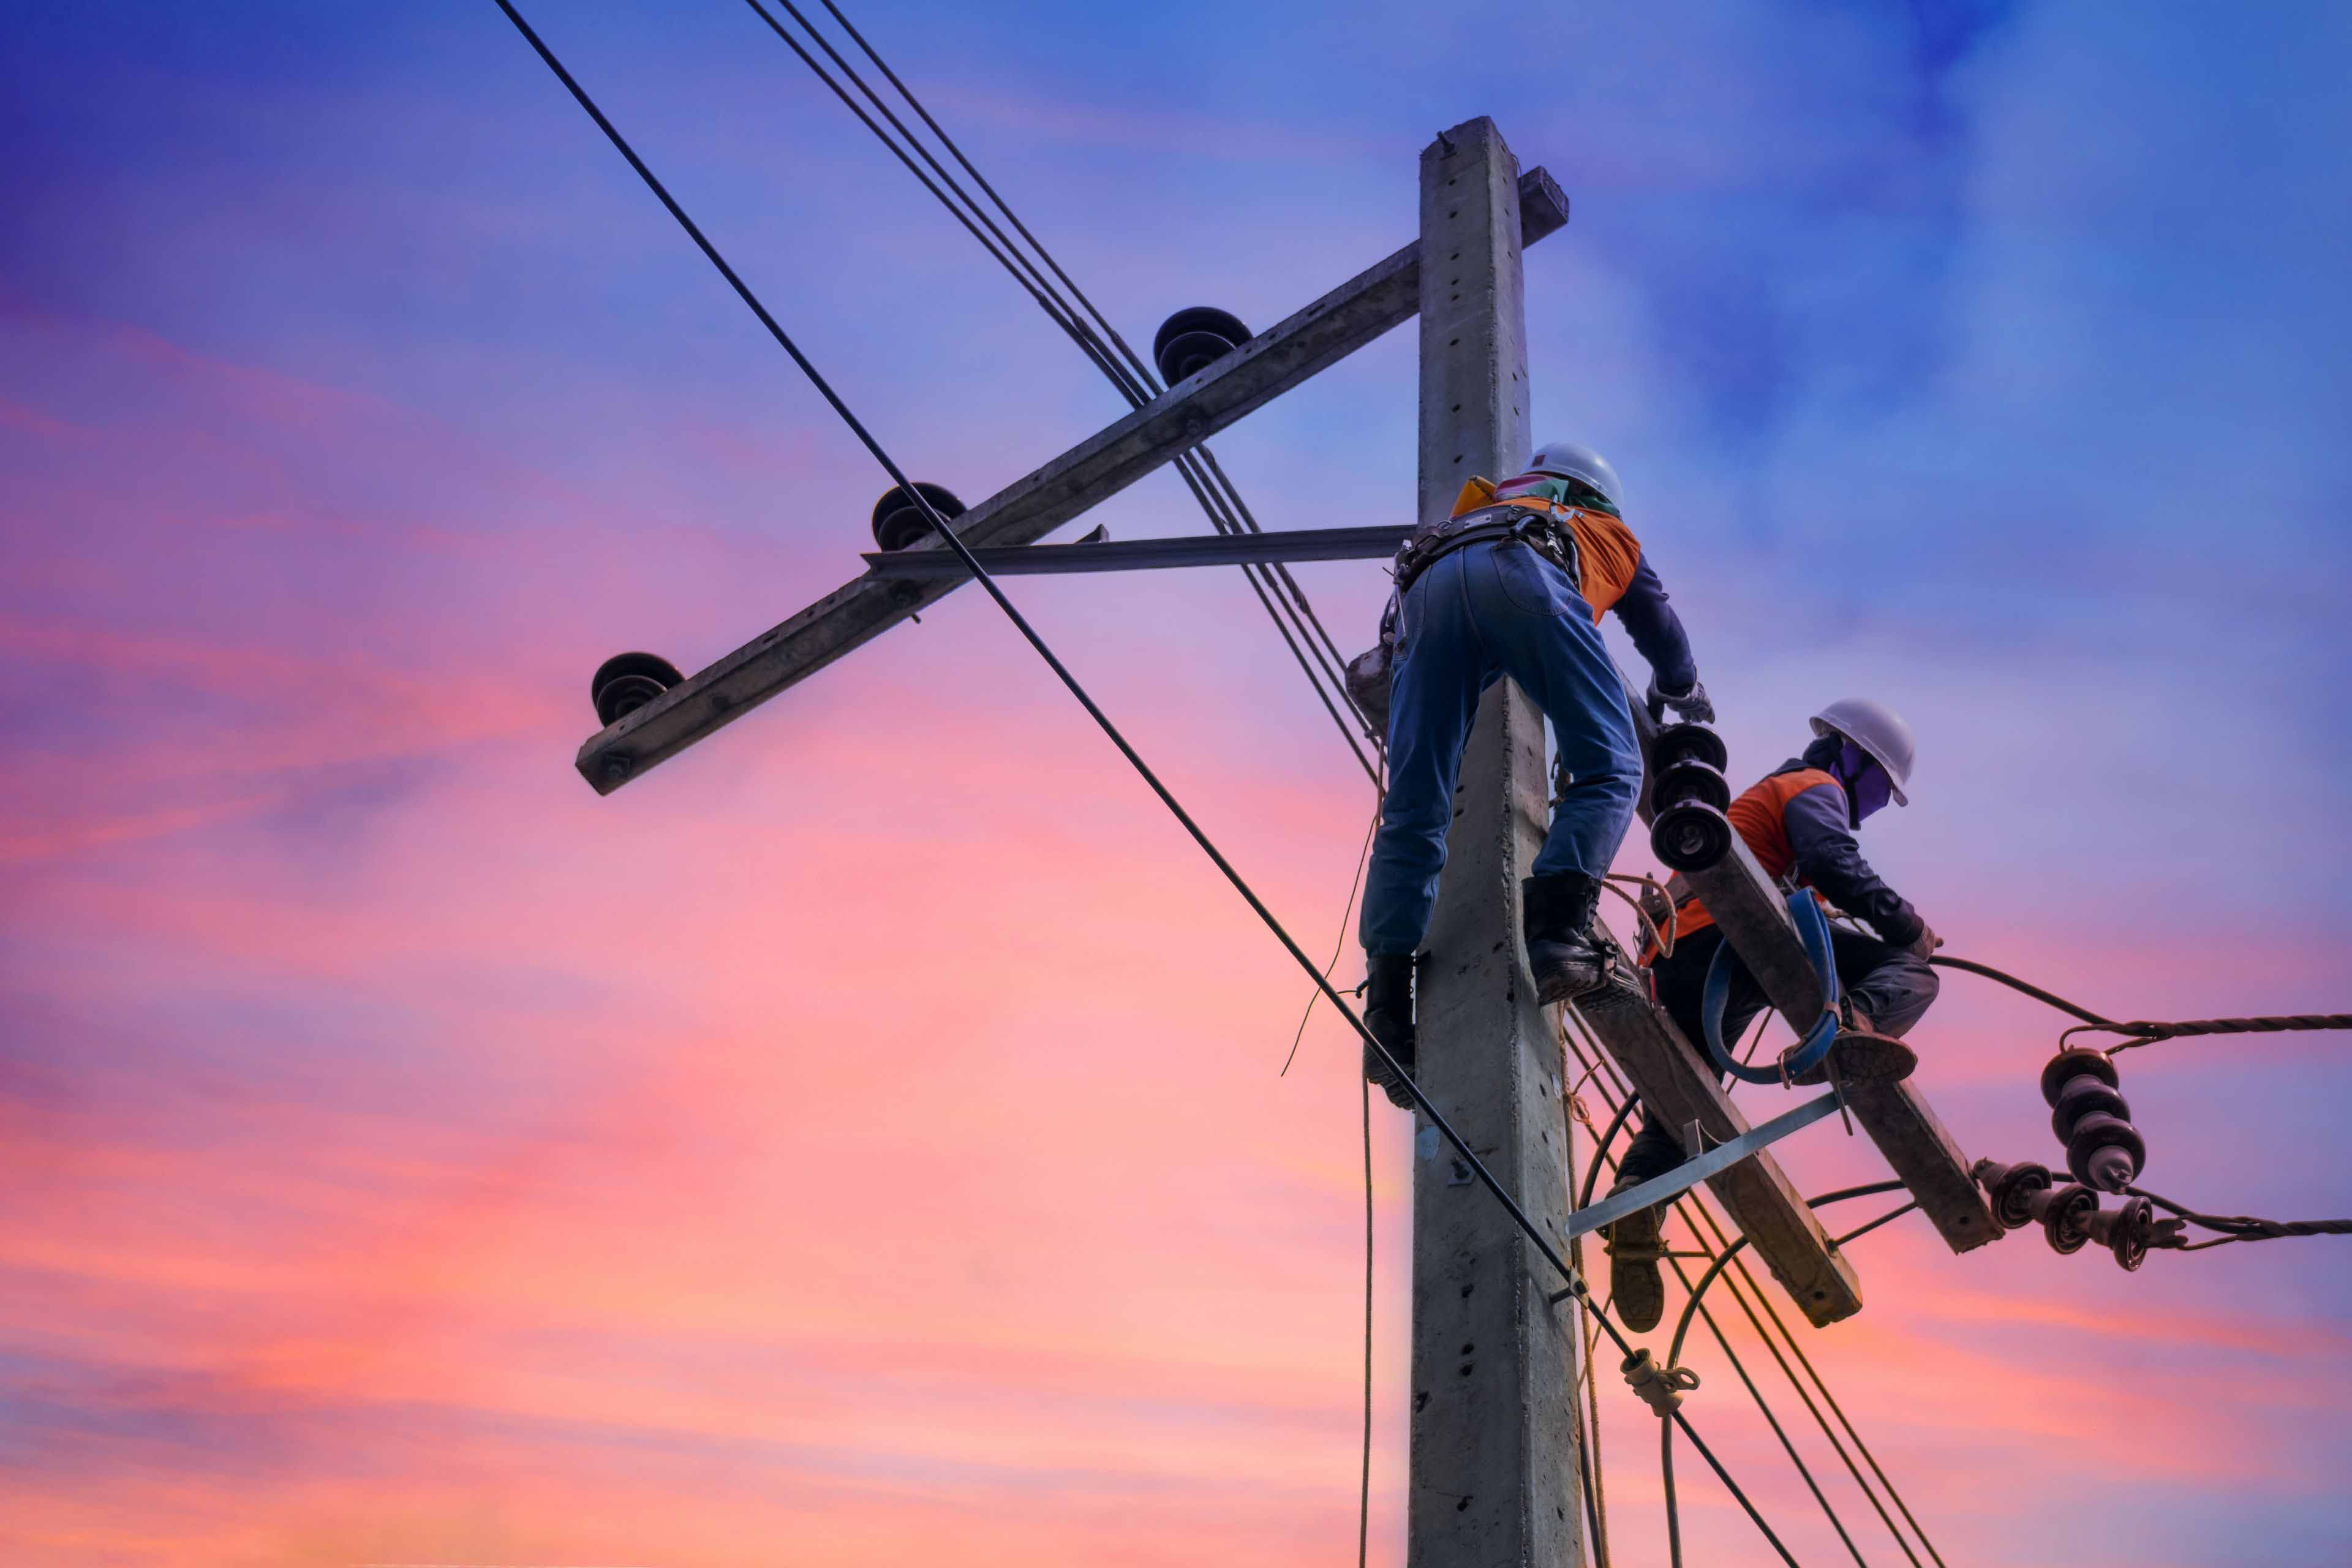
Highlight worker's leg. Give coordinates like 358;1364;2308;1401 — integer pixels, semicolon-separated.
1461;541;1643;878
1457;539;1642;1001
1828;926;1939;1036
1357;551;1498;1106
1619;929;1770;1181
1359;549;1498;958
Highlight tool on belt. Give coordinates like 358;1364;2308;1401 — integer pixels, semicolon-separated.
1392;500;1582;595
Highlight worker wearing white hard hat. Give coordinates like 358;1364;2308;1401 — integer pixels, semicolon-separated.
1601;699;1942;1332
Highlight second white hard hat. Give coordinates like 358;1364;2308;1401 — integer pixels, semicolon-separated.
1810;698;1917;805
1527;439;1623;509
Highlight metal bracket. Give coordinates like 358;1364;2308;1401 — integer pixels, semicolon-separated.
861;524;1412;579
1558;1090;1844;1262
1681;1118;1710;1163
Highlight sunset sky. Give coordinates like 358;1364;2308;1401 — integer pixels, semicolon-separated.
6;2;2349;1564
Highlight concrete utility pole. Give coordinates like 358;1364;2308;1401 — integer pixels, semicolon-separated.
565;105;2002;1566
1406;118;1585;1568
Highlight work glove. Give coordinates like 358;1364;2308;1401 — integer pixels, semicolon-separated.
1906;922;1944;962
1646;676;1715;725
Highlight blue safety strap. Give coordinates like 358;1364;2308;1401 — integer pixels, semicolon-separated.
1701;891;1842;1085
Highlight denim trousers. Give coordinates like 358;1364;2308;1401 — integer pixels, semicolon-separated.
1359;539;1642;958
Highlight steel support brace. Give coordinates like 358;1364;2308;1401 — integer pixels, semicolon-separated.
1556;1091;1842;1265
859;524;1412;578
575;169;1568;794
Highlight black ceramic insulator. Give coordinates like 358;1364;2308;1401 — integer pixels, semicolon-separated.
2049;1076;2131;1144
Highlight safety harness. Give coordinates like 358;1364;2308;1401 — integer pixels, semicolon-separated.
1392;498;1583;596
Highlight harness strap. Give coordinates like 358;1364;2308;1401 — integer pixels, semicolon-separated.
1394;502;1581;595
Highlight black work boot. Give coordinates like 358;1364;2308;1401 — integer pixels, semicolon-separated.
1362;953;1418;1110
1603;1121;1683;1333
1521;872;1610;1004
1792;1006;1919;1086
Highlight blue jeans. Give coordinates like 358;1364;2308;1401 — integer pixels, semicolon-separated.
1359;539;1642;957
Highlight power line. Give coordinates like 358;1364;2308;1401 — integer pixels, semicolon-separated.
1655;1183;1926;1568
1565;1063;1901;1567
1563;1058;1882;1568
1681;1199;1950;1568
1931;954;2352;1056
1566;1010;1945;1568
806;0;1365;688
2132;1187;2352;1248
739;0;1382;783
486;15;1803;1562
1561;1009;1949;1568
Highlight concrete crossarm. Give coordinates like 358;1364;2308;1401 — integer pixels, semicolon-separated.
1633;699;2002;1254
1566;949;1867;1325
1558;687;1869;1326
575;169;1571;795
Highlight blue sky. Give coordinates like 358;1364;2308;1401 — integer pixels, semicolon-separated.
4;2;2349;1563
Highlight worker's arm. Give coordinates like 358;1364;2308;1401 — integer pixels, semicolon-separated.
1783;783;1926;948
1611;553;1700;697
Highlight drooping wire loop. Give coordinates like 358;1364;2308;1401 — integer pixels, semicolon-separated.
1702;890;1840;1085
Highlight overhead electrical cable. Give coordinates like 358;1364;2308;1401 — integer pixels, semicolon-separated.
485;9;1797;1561
1931;955;2351;1056
1560;1011;1951;1568
720;16;1395;1521
738;0;1382;783
2130;1188;2352;1248
1566;1012;1949;1568
809;0;1362;685
1656;1182;1928;1568
1565;1065;1895;1568
786;0;1376;775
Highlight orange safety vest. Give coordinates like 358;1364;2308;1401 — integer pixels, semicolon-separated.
1450;478;1646;621
1652;768;1842;952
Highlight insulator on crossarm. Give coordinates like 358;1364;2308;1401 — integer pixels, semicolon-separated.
2020;1180;2100;1256
1152;307;1251;385
2040;1047;2146;1192
591;651;684;728
870;482;967;553
1971;1158;2054;1233
2082;1194;2158;1272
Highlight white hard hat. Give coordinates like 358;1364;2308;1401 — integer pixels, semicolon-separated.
1527;439;1623;509
1810;698;1916;805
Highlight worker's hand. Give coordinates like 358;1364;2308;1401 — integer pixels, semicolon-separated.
1646;676;1715;725
1907;922;1944;962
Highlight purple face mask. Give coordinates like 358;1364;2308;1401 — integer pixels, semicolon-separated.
1841;739;1894;824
